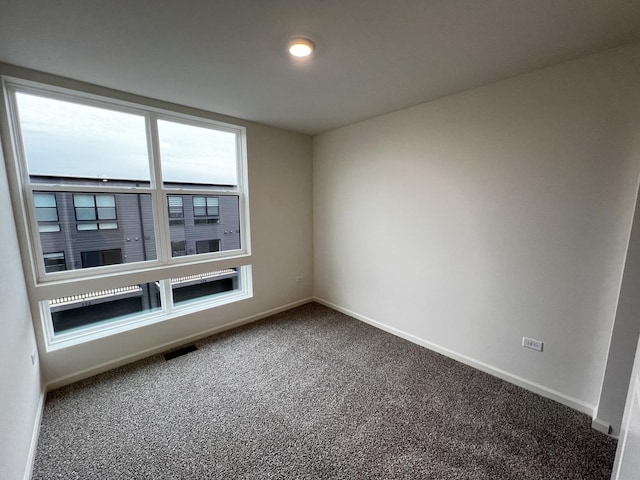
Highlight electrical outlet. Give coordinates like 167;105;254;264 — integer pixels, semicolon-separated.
522;337;543;352
295;275;304;283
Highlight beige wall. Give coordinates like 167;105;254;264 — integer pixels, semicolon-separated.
313;44;640;414
0;139;43;479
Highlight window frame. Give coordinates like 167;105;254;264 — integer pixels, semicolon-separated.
1;75;252;350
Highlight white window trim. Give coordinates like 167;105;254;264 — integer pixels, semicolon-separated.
1;75;253;349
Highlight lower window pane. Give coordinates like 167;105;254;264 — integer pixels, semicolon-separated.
49;283;161;333
171;269;239;307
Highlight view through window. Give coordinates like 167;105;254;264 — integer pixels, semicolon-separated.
5;81;251;343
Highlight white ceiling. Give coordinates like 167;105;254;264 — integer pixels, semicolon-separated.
1;0;640;135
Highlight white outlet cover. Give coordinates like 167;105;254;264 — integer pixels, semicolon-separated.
522;337;543;352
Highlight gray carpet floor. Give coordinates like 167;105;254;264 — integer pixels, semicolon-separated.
33;302;617;479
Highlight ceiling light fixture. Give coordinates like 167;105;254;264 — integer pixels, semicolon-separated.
288;38;315;58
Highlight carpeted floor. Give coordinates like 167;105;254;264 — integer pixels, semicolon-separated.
33;302;617;479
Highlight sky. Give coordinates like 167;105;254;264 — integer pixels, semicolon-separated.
15;92;238;186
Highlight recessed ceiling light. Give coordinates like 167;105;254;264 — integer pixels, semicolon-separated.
288;38;315;58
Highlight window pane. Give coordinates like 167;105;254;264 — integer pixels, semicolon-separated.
43;252;66;273
15;92;150;184
97;207;116;220
73;194;95;207
168;196;183;207
158;119;237;187
171;269;239;307
96;195;115;207
98;222;118;230
39;224;61;233
37;207;58;222
75;208;96;221
36;191;157;272
77;223;98;231
167;194;240;257
48;283;161;334
34;192;56;208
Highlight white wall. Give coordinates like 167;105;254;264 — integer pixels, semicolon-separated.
0;140;43;479
313;43;640;413
0;64;314;387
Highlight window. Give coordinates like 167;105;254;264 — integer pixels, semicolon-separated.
34;192;60;232
74;194;118;230
171;269;239;307
3;78;252;348
196;239;221;254
168;195;184;225
193;196;219;217
43;252;66;273
49;283;161;334
171;240;186;256
81;248;123;268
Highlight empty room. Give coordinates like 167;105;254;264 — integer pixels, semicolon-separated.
2;1;640;479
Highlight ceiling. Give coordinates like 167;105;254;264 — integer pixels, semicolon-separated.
1;0;640;135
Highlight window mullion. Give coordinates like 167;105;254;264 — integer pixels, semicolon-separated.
160;279;174;314
147;113;170;265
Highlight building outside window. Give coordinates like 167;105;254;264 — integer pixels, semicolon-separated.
193;196;220;225
196;239;221;254
34;192;60;232
43;252;66;273
80;248;123;268
168;195;184;226
2;77;252;347
73;193;118;230
171;240;186;256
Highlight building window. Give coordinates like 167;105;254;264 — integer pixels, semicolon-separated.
34;192;60;232
43;252;66;273
193;196;219;217
196;239;221;254
80;248;123;268
171;240;186;256
74;194;117;230
168;195;184;225
168;196;184;218
3;78;252;348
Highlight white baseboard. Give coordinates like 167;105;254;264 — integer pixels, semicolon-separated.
46;297;314;391
313;297;596;417
24;387;46;480
591;417;613;436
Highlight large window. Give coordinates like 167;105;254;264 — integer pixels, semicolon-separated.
3;77;251;348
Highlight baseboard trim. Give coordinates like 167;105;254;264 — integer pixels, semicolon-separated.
46;297;314;391
24;386;46;480
314;297;595;417
591;417;613;436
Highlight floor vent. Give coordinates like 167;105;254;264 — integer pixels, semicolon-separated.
164;344;198;361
